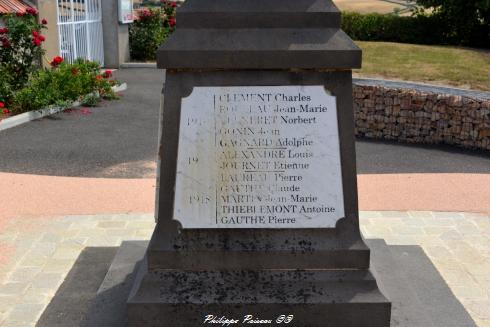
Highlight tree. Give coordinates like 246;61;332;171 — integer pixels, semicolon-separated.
414;0;490;46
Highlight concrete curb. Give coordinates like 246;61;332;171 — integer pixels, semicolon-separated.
0;83;128;132
120;62;157;68
353;77;490;100
112;83;128;93
0;104;77;132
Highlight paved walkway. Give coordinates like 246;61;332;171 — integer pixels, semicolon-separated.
0;211;488;326
1;172;489;227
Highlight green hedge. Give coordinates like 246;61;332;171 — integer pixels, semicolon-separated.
341;12;489;48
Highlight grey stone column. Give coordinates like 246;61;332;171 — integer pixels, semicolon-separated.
101;0;130;68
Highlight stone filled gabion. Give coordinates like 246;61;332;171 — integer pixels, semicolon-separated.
353;85;490;151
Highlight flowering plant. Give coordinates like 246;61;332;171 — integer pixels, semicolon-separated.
0;65;15;107
0;7;47;92
162;1;177;29
11;58;119;114
0;100;10;116
50;55;64;67
129;8;166;61
129;1;178;61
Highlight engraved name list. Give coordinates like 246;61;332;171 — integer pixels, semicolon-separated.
173;86;345;228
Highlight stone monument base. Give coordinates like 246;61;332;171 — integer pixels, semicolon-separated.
127;263;390;327
83;240;477;327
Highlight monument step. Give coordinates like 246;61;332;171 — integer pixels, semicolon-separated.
381;243;478;327
85;241;476;327
147;227;370;270
157;29;361;69
129;269;389;304
147;248;371;270
178;0;340;29
127;262;390;327
81;241;148;327
367;239;436;327
179;0;340;14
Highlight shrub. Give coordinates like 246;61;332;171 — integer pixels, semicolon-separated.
129;1;177;61
129;8;168;61
0;65;15;105
82;93;101;107
342;12;445;45
0;98;11;116
414;0;490;47
341;11;489;48
0;8;48;92
11;58;118;114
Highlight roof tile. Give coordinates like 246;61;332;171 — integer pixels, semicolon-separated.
0;0;35;15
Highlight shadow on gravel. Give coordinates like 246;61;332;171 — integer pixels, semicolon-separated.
36;241;477;327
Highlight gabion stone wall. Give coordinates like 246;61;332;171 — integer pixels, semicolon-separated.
353;85;490;151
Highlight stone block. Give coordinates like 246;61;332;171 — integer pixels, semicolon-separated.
128;267;391;327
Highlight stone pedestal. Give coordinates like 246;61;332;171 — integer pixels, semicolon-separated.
127;1;391;326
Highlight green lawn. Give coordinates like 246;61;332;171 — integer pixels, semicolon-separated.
335;0;402;14
355;41;490;91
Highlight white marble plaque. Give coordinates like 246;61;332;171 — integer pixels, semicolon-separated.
173;86;345;228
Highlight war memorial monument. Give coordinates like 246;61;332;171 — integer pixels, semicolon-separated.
127;0;392;325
